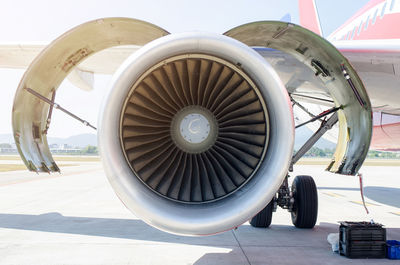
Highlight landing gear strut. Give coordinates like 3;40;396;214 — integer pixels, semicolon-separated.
250;103;339;229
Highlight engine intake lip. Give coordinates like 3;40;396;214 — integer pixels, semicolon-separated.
119;54;270;204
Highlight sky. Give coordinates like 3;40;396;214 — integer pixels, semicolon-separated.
0;0;370;139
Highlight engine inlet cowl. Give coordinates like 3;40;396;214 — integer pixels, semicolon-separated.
99;32;294;235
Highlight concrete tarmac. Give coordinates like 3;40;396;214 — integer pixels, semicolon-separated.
0;161;399;264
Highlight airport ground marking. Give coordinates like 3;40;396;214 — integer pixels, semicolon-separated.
323;192;345;198
350;200;380;207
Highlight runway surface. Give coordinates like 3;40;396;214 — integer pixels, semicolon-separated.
0;159;399;264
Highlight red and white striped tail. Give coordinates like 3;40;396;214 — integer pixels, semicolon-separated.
298;0;323;36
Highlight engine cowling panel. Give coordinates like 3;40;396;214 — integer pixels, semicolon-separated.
12;18;169;172
225;21;372;175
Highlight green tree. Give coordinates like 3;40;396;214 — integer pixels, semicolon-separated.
306;147;326;157
81;145;98;155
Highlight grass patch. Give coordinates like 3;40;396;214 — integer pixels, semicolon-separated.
362;159;400;167
0;164;28;172
0;156;22;161
0;155;100;162
53;156;100;162
297;158;400;166
0;164;78;172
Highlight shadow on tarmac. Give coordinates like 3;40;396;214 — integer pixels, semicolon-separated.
0;213;342;244
0;212;200;242
1;213;399;263
364;186;400;208
318;186;400;208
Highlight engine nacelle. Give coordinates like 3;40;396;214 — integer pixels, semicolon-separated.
12;18;371;236
98;32;294;235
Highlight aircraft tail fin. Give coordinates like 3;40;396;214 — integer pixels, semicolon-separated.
280;13;292;23
298;0;323;36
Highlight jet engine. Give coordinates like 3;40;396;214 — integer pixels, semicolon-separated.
12;18;371;236
98;33;294;235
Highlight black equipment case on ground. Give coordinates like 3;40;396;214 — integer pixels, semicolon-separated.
339;221;386;259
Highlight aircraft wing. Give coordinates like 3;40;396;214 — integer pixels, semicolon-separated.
332;39;400;116
257;43;400;151
0;44;141;91
5;38;397;115
0;43;141;73
0;44;44;70
0;42;340;143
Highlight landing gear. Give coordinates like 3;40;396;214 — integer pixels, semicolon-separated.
250;174;318;229
250;101;339;229
250;198;275;228
291;175;318;228
276;174;318;229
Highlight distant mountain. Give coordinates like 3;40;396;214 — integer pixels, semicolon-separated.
48;133;97;147
0;134;14;144
0;133;97;148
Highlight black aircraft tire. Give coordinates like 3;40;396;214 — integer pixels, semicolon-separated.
291;175;318;228
250;199;274;228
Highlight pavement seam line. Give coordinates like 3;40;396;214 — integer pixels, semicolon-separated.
231;230;251;265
